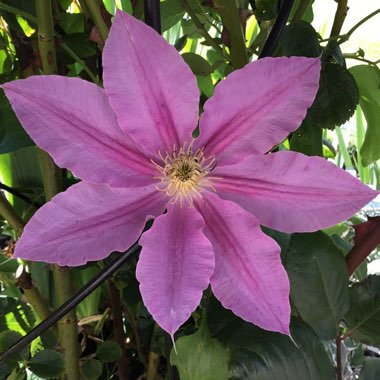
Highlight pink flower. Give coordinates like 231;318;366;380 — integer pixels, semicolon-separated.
2;11;376;337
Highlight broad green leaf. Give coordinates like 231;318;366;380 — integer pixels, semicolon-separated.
59;13;84;34
96;341;123;362
28;349;65;379
359;357;380;380
197;75;214;98
0;330;29;368
350;65;380;166
308;63;359;129
284;232;349;339
161;0;185;32
290;118;323;157
289;0;314;22
30;330;57;357
170;319;229;380
280;21;322;58
182;53;214;76
81;359;103;380
345;275;380;346
0;254;18;273
208;299;335;380
0;92;34;154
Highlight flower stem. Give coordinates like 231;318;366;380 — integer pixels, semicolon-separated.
35;1;80;378
213;0;248;69
0;192;24;235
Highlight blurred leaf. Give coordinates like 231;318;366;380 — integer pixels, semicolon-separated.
280;21;322;57
359;357;380;380
161;0;185;32
350;65;380;166
0;255;18;273
289;0;314;22
170;319;229;380
28;349;65;379
81;358;103;380
345;275;380;346
254;0;278;21
59;13;84;34
96;341;122;362
197;75;214;98
0;92;34;154
58;33;97;63
0;330;29;368
174;35;187;52
290;118;323;157
308;63;359;129
284;232;349;339
182;52;214;76
30;330;57;357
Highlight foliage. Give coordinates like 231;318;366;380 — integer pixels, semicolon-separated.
0;0;379;379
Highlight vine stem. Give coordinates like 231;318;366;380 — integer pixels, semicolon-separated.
35;0;80;378
213;0;248;69
82;0;109;43
0;193;53;332
330;0;348;37
336;335;343;380
181;0;231;62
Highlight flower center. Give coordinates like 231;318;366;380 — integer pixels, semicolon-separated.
152;141;217;205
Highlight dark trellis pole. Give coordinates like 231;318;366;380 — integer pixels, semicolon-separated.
259;0;295;58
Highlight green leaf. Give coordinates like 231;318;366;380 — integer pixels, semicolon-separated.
284;232;349;339
0;330;29;368
350;65;380;166
345;275;380;346
96;341;123;363
0;91;34;154
280;21;322;58
308;63;359;129
197;75;214;98
28;349;65;379
290;118;323;156
182;53;214;76
254;0;278;21
170;319;229;380
208;300;335;380
289;0;314;22
59;13;84;34
81;359;103;380
161;0;185;32
359;357;380;380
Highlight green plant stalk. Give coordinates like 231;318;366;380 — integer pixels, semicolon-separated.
83;0;109;43
213;0;248;69
335;127;353;169
35;1;80;378
356;107;370;184
0;194;54;328
330;0;348;37
181;0;230;61
291;0;313;23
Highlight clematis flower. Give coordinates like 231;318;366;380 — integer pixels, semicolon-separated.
2;11;377;337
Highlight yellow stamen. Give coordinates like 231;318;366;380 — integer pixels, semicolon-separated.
152;141;218;206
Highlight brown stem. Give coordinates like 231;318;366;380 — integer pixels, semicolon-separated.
345;218;380;276
146;351;159;380
107;280;130;380
336;335;343;380
330;0;348;37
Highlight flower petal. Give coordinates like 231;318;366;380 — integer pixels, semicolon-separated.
195;57;320;165
196;193;290;334
214;151;378;232
2;76;155;188
14;182;167;266
137;204;214;336
103;11;199;153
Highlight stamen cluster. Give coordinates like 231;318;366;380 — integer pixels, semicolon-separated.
153;141;216;205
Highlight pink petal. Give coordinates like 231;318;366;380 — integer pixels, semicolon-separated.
103;11;199;154
1;76;155;188
14;182;167;266
194;57;320;165
137;204;214;336
196;193;290;334
214;151;378;233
